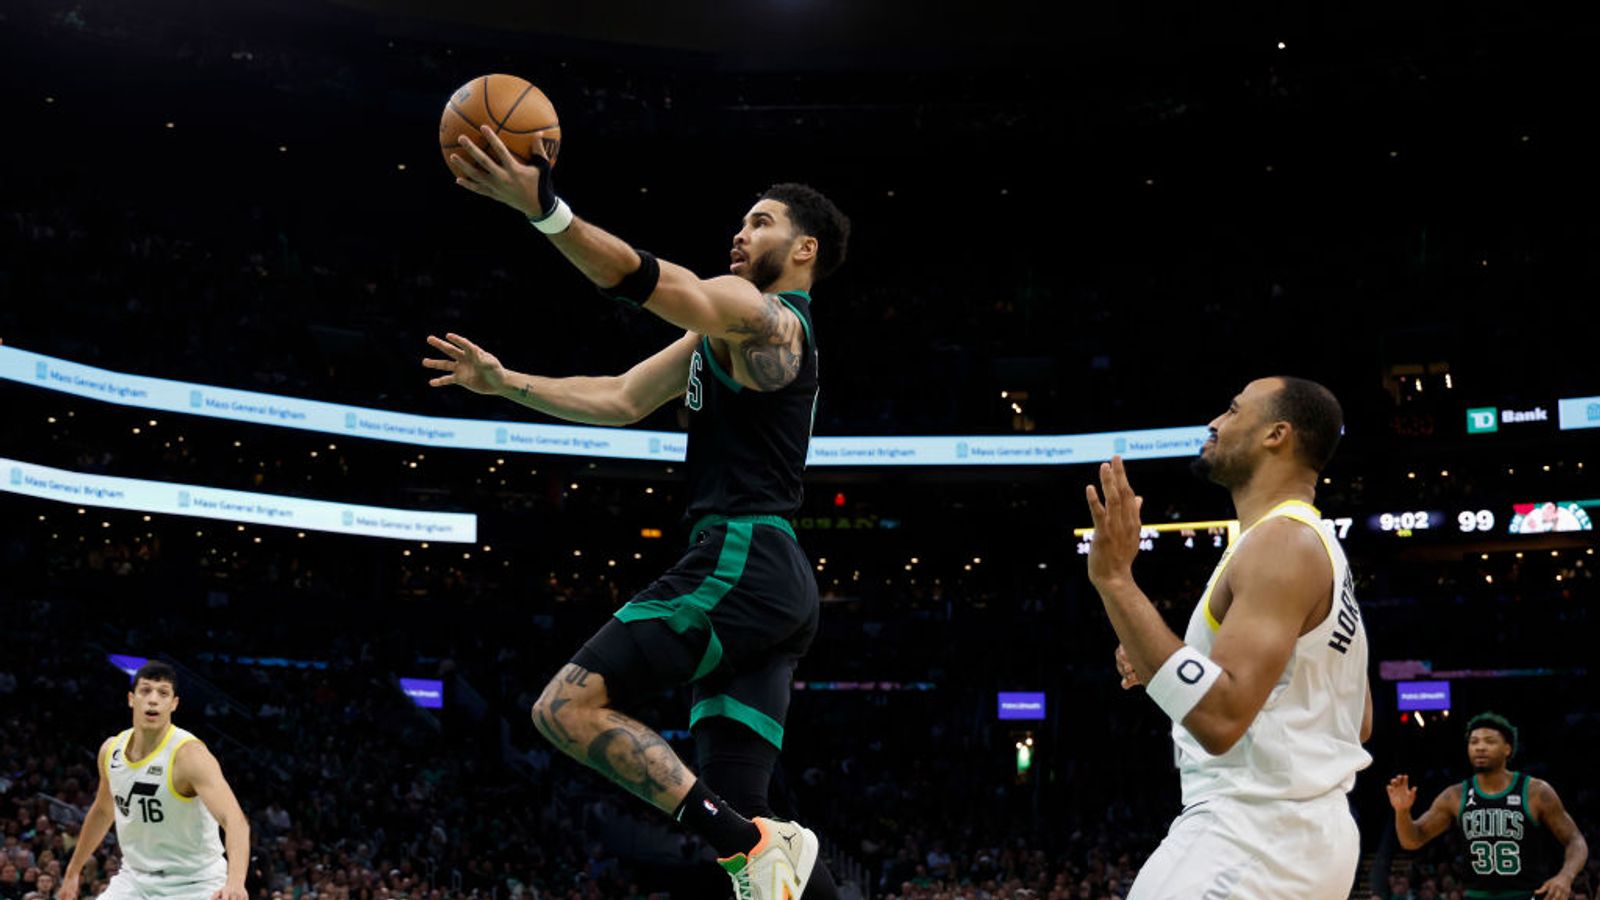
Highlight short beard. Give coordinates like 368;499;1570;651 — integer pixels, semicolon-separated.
1471;759;1496;773
1192;449;1252;490
746;246;787;293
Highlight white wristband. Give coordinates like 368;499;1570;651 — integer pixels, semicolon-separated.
1146;646;1222;723
528;198;574;235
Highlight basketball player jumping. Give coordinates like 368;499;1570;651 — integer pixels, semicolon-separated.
1085;377;1375;898
1387;712;1589;900
429;125;849;899
60;661;250;900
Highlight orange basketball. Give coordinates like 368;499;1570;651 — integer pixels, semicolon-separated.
440;74;561;173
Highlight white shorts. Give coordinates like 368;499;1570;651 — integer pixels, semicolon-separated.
99;857;227;900
1128;791;1359;900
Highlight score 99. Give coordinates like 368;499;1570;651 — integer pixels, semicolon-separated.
1458;509;1496;532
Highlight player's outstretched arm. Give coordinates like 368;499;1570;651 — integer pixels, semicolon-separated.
174;742;250;900
423;331;694;426
450;128;793;358
60;738;118;900
1531;779;1588;900
1388;778;1458;850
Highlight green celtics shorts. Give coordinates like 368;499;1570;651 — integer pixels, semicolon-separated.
570;514;819;749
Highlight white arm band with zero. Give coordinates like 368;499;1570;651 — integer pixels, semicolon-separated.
1146;645;1223;723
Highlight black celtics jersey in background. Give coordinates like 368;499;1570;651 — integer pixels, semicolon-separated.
1459;772;1547;899
683;290;817;523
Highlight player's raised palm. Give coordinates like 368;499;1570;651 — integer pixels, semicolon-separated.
1386;774;1417;811
423;333;506;395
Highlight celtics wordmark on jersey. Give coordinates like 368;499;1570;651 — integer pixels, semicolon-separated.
1459;772;1546;896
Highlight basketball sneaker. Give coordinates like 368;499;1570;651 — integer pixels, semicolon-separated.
718;817;819;900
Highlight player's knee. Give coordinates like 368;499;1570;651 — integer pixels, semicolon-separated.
530;686;567;745
530;667;604;746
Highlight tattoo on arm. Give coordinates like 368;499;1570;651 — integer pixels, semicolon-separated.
727;294;802;391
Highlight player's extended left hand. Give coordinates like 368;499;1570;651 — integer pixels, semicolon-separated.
211;882;248;900
449;124;554;219
1084;455;1145;590
1534;875;1573;900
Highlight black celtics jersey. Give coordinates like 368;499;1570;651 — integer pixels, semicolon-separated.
682;290;818;523
1459;772;1544;898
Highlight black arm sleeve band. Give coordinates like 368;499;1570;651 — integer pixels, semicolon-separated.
597;249;661;309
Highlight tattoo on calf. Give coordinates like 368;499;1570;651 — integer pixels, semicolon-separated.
585;723;688;808
727;294;802;391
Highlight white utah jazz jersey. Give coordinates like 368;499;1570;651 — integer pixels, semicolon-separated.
103;726;224;875
1173;500;1372;805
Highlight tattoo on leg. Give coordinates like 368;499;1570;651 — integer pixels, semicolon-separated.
536;699;577;750
584;717;690;811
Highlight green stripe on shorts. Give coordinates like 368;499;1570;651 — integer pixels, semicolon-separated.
615;521;755;680
690;693;786;749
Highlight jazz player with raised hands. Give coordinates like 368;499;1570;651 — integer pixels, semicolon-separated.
431;124;849;900
1085;377;1375;899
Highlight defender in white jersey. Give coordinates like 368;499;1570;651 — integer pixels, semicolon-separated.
61;662;250;900
1085;377;1375;899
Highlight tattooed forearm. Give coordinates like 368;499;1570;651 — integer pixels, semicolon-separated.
585;722;689;811
727;294;802;391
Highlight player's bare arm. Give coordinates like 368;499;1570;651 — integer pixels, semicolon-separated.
174;741;250;900
1361;682;1374;743
423;330;695;425
1530;778;1588;900
449;126;805;392
59;737;119;900
1387;777;1459;850
1177;521;1330;753
1086;457;1328;755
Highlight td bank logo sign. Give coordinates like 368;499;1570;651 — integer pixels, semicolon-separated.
1467;406;1550;434
1467;408;1498;434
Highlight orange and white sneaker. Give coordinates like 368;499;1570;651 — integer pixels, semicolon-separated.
717;817;819;900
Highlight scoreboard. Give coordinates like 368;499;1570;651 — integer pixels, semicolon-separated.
1363;500;1596;540
1076;501;1595;554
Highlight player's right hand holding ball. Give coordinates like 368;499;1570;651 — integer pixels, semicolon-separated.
1386;774;1417;811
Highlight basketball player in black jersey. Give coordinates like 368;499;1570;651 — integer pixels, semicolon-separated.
429;125;849;900
1387;712;1588;900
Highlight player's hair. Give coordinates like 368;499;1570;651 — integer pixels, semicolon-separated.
761;183;851;280
1268;377;1344;472
1466;711;1518;752
133;660;180;694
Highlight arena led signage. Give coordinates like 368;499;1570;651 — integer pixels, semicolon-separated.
1396;681;1451;712
997;692;1047;720
1558;395;1600;431
1;344;1207;467
1468;405;1552;434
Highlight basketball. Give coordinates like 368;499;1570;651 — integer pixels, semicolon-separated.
440;74;561;173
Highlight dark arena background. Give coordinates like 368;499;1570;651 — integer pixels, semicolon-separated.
2;0;1598;897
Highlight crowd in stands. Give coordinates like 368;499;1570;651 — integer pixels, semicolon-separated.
4;1;1600;898
4;502;1598;899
